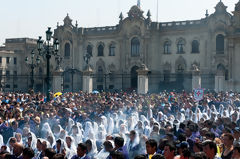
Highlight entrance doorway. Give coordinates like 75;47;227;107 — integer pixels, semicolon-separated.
131;66;139;89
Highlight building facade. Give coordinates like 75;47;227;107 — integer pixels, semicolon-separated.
0;38;46;92
53;1;240;92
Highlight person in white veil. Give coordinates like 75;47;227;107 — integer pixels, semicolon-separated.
70;124;82;146
100;116;108;131
95;140;113;159
118;123;128;144
41;122;54;139
135;121;144;135
66;118;75;134
53;124;63;140
22;127;30;146
85;139;98;159
96;130;106;152
93;122;99;139
6;137;17;153
47;134;56;148
83;121;93;141
65;136;76;159
126;130;140;159
107;117;114;135
59;129;68;140
176;112;185;123
147;107;153;119
55;138;69;158
157;112;164;122
127;116;135;132
25;132;37;151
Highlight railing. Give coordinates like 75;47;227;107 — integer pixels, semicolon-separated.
0;73;216;93
160;20;203;28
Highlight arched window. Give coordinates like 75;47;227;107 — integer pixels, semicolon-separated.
64;43;70;57
98;45;104;56
131;37;140;57
191;40;199;53
97;66;104;82
109;44;115;56
87;45;93;56
177;40;185;54
164;41;171;54
216;34;224;54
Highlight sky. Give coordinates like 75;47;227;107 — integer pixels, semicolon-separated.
0;0;236;46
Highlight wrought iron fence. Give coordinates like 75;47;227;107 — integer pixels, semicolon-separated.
0;73;217;93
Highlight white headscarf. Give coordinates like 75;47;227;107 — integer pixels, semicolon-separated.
65;136;77;159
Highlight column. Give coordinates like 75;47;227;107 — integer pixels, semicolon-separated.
52;69;63;93
192;70;201;91
83;65;93;93
137;64;149;94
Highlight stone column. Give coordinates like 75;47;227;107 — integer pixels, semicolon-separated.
215;75;225;92
83;65;93;93
192;70;201;91
137;64;149;94
52;69;63;93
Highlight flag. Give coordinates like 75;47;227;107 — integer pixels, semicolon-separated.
137;0;141;8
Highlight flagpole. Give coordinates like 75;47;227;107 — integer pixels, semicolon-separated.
157;0;159;22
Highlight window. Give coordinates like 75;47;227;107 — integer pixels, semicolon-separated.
64;72;70;82
163;70;170;82
131;37;140;57
6;70;10;76
109;72;114;81
98;45;104;56
6;57;10;64
6;70;10;80
39;67;43;75
0;57;2;63
0;70;2;76
87;45;93;56
191;40;199;53
13;85;18;88
109;85;114;89
177;39;185;54
14;71;18;80
64;43;70;57
97;66;104;82
14;57;17;64
6;84;10;88
109;44;115;56
164;41;171;54
216;34;224;54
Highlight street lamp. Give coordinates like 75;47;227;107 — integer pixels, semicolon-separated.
25;50;41;90
37;27;59;102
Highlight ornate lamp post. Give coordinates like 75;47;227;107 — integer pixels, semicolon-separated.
25;50;41;90
37;27;59;102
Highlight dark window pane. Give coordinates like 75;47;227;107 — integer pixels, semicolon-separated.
192;40;199;53
65;43;70;57
131;37;140;57
216;34;224;54
98;45;104;56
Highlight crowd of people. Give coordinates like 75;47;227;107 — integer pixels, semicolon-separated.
0;90;240;159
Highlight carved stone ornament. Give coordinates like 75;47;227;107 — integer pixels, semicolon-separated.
128;5;144;19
